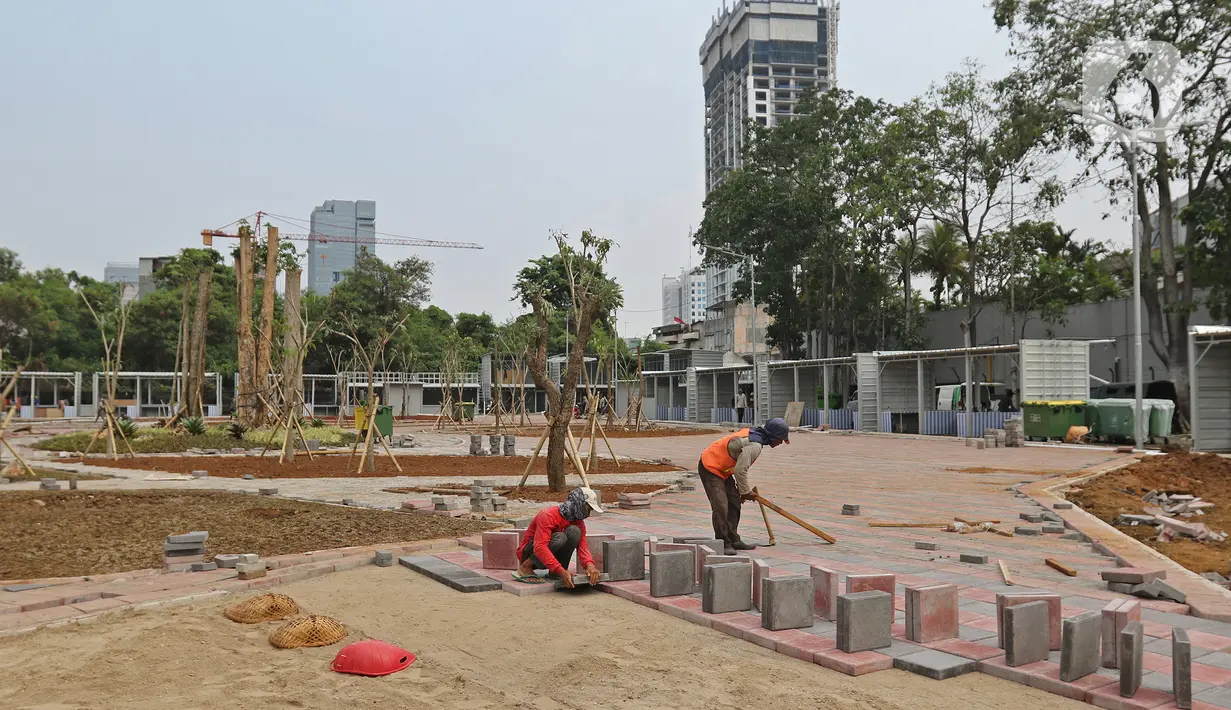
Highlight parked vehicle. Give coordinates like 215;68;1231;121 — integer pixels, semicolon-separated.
936;382;1007;411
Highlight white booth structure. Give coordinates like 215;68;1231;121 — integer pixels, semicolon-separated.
1189;326;1231;452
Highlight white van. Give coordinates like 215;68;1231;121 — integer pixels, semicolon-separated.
936;382;1005;411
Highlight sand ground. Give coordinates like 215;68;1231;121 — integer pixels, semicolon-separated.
0;565;1088;710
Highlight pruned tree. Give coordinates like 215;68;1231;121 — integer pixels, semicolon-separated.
332;310;411;472
515;230;622;492
79;287;133;459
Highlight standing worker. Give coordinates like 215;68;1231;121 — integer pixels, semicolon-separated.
698;418;790;555
512;487;604;587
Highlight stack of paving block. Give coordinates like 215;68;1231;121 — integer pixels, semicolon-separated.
471;479;496;513
468;435;485;456
235;553;266;580
489;435;502;456
1101;568;1187;603
1004;418;1025;447
983;430;1000;448
502;435;516;456
618;492;651;510
39;477;62;491
491;495;508;513
164;531;209;571
678;476;697;491
841;503;860;516
431;495;467;517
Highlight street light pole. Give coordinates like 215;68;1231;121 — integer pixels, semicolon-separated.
1129;142;1145;451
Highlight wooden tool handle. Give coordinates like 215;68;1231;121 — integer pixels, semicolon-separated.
758;500;776;545
753;491;836;544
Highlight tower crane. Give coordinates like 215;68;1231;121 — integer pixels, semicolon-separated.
200;211;483;251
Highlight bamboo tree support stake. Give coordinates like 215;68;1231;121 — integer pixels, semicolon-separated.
0;406;37;478
355;405;378;474
289;394;314;462
564;425;591;488
106;409;136;457
374;423;403;473
515;424;552;491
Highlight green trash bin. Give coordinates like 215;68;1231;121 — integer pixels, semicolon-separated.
1021;401;1088;440
1092;398;1153;441
455;401;476;422
816;388;842;410
1146;398;1175;438
373;405;394;438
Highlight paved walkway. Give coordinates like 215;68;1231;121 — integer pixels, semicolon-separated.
9;426;1231;707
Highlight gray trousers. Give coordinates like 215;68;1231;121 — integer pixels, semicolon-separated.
698;461;742;547
520;524;581;571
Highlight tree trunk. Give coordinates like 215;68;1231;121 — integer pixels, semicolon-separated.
173;280;191;413
187;269;212;417
255;226;280;425
281;267;303;461
236;228;258;426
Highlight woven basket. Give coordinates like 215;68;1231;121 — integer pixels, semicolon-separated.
223;593;300;624
269;615;347;649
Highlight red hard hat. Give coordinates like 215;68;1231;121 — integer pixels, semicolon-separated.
330;639;416;677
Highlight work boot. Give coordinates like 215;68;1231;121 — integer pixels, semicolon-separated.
723;545;737;555
732;540;758;551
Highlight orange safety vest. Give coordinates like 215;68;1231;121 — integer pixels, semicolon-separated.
700;428;750;479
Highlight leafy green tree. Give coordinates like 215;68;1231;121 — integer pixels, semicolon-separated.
455;312;497;350
992;0;1231;421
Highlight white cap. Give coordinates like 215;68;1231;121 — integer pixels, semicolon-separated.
580;486;604;514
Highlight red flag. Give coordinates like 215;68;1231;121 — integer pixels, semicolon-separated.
673;316;684;324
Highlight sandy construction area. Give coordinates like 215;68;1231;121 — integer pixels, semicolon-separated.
0;563;1088;710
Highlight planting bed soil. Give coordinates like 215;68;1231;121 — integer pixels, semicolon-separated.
1068;452;1231;575
384;482;668;503
4;468;110;482
62;454;683;479
0;490;497;579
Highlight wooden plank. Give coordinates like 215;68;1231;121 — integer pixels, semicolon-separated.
989;527;1015;537
998;559;1014;586
955;517;1001;525
1045;558;1078;577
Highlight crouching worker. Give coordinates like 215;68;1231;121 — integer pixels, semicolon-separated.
698;417;790;555
513;486;604;588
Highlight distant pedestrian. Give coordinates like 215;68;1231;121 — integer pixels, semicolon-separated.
735;391;747;423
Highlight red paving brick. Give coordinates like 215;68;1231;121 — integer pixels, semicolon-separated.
1086;684;1173;710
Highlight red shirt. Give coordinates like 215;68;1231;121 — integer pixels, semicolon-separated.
517;506;595;575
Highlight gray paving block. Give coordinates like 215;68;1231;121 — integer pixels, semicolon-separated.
1120;621;1144;698
1042;524;1066;534
1054;502;1074;509
374;550;394;567
213;554;239;569
1061;610;1102;681
602;539;645;582
1101;568;1166;584
960;554;988;564
915;541;938;551
880;639;926;658
1175;628;1193;709
190;561;217;572
1005;600;1050;667
837;590;892;652
1014;526;1041;536
4;583;52;592
893;649;977;680
166;531;208;544
1108;582;1147;595
1198;652;1231;669
703;562;752;613
1146;578;1188;604
258;488;278;495
1194;686;1231;709
959;625;998;642
762;575;815;631
649;550;694;597
397;555;501;593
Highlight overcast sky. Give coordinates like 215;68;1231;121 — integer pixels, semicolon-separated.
0;1;1119;338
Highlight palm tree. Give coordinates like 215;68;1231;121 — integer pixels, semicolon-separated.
919;222;966;310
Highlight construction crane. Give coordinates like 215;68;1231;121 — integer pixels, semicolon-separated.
200;211;483;251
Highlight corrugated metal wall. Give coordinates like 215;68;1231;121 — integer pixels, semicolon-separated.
856;354;879;431
1195;343;1231;451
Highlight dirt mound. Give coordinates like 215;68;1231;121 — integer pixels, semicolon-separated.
1068;453;1231;574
